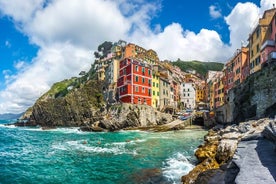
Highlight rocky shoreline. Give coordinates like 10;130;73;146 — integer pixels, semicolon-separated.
182;117;276;184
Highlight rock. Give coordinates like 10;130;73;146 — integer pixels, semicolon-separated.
194;160;240;184
194;169;225;184
233;139;276;184
182;158;219;184
262;121;276;143
195;142;218;162
241;133;262;141
216;139;238;164
79;125;105;132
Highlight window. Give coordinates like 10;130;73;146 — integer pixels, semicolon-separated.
163;89;165;95
153;82;155;87
153;91;155;95
135;65;139;72
148;69;151;75
148;79;151;85
157;92;159;96
256;44;259;52
188;93;190;96
142;87;145;93
256;27;260;38
135;86;139;92
142;77;145;83
148;89;151;96
142;67;145;74
123;68;126;75
156;83;159;88
135;76;139;82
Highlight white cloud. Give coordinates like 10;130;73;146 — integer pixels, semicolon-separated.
260;0;276;13
0;0;44;23
0;0;274;113
5;40;11;48
209;5;222;19
225;2;259;48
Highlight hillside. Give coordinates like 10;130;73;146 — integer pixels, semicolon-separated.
171;60;224;77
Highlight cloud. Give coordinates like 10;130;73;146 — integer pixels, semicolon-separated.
209;5;222;19
0;0;44;23
130;23;230;62
0;0;273;113
224;2;259;48
5;40;11;48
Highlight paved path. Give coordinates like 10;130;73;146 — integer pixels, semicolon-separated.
233;139;276;184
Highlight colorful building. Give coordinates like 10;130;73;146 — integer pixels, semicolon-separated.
117;58;152;106
248;8;276;74
180;83;196;110
214;73;224;108
261;12;276;66
159;77;170;110
151;68;160;108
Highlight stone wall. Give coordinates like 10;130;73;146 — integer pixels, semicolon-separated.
216;63;276;123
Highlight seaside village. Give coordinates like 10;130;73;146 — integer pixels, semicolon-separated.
94;8;276;119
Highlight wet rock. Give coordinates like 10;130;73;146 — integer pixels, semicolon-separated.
181;158;219;184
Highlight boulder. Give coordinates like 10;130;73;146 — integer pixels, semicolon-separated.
262;121;276;143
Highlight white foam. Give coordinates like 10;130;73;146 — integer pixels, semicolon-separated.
162;152;194;184
0;124;16;129
52;140;137;155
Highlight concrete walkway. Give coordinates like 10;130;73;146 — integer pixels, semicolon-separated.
233;139;276;184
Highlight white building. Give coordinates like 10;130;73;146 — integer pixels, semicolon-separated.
180;83;196;109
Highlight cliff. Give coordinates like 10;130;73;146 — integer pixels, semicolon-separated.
21;79;105;127
216;62;276;123
21;76;173;130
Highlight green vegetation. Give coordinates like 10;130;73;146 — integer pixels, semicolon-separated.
38;78;77;100
171;60;224;77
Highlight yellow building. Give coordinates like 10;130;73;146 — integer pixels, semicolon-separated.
249;8;276;74
151;70;160;108
209;82;215;110
217;75;225;108
196;86;205;103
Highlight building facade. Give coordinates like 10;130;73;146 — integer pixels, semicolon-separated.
117;58;152;106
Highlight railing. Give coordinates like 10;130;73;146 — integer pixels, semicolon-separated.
261;40;275;51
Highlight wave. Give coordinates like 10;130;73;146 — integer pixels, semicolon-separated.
162;152;194;184
0;124;16;128
52;140;137;155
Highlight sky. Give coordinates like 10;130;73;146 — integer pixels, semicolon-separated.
0;0;275;114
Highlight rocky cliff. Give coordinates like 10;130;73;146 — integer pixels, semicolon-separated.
21;79;105;127
21;76;173;130
216;62;276;123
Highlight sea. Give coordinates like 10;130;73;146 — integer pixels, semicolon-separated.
0;119;206;184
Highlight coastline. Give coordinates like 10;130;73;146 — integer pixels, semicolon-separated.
181;117;276;184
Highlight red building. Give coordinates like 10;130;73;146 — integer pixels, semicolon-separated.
117;58;152;106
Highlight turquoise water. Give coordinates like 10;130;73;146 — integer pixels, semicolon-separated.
0;120;206;184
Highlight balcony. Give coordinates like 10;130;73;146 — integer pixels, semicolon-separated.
261;40;275;51
268;51;276;62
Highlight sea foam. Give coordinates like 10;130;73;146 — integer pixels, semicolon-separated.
162;152;194;184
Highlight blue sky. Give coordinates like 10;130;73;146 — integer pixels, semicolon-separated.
0;0;274;113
